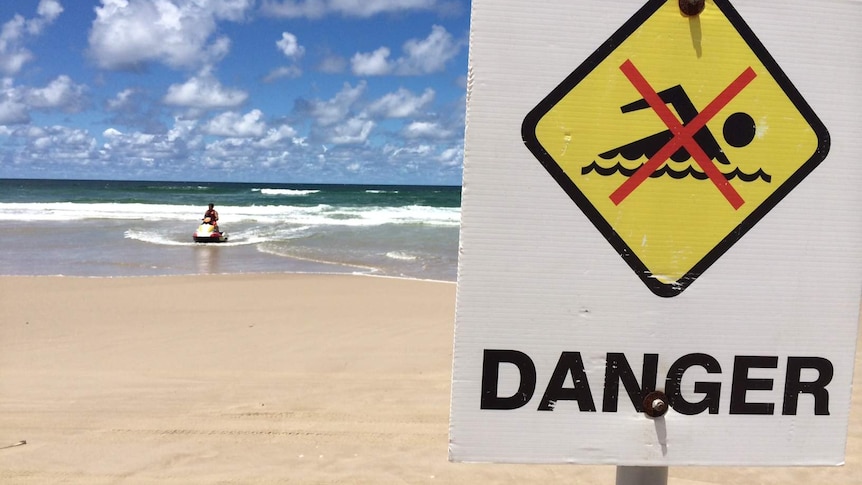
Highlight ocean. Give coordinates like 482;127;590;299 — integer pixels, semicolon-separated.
0;179;461;282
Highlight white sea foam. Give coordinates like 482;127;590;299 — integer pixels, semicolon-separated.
123;229;193;246
0;202;199;222
386;251;418;261
253;188;321;196
123;225;308;247
0;202;460;227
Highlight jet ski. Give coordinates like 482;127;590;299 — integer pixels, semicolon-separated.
193;221;228;243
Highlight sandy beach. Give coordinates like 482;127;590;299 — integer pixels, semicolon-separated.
0;274;859;484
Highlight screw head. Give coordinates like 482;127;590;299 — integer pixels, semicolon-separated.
679;0;706;16
643;391;670;418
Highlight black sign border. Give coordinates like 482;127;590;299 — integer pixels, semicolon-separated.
521;0;830;298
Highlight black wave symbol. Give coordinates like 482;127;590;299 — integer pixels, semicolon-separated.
581;161;772;182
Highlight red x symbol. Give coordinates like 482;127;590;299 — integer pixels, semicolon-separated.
609;60;757;210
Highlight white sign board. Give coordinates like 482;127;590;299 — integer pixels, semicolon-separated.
450;0;862;465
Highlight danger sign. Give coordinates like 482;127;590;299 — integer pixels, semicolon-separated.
451;0;862;467
522;0;829;297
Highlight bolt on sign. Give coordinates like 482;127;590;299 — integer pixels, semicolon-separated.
522;0;828;297
450;0;862;466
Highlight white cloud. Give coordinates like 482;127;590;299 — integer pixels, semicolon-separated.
93;110;303;176
255;124;298;148
207;0;254;21
104;88;170;133
199;120;307;172
0;0;64;76
264;34;304;83
96;118;200;166
351;47;391;76
0;78;28;124
0;17;32;75
328;116;374;145
37;0;64;22
25;125;98;160
305;81;365;126
0;75;87;125
106;88;137;111
24;125;46;138
263;65;302;82
276;32;304;59
204;109;266;137
0;98;29;125
385;143;431;158
25;75;87;112
402;120;453;139
88;0;254;70
206;36;232;64
437;145;462;166
167;117;198;142
261;0;439;18
204;137;246;160
351;25;460;76
397;25;459;74
164;73;248;110
368;88;434;118
103;127;123;138
316;53;347;74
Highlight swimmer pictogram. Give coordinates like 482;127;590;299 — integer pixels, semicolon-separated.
584;60;771;210
521;0;829;297
612;60;755;209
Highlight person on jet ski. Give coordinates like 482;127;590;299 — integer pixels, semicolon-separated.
202;203;220;232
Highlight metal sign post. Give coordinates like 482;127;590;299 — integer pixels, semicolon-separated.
616;466;668;485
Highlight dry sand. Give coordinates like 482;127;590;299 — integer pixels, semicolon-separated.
0;274;858;484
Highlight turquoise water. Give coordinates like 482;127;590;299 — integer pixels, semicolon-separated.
0;179;461;281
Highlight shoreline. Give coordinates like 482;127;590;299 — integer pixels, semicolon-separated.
0;270;457;284
0;273;858;483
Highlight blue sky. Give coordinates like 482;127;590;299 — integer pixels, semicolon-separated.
0;0;469;184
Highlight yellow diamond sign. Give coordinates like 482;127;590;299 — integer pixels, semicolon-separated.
522;0;829;297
